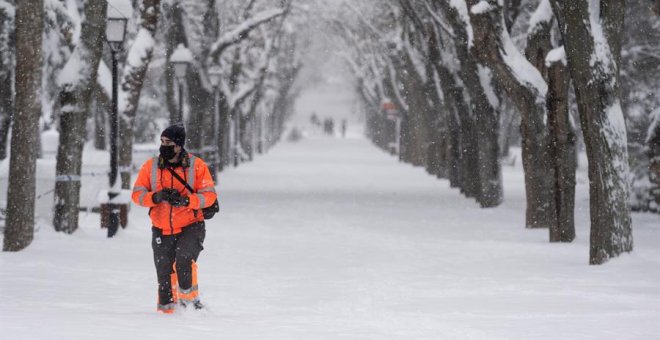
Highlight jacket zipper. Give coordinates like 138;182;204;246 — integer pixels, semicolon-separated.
169;169;174;235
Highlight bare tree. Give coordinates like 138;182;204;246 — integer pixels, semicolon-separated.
426;23;463;187
209;3;287;167
385;21;431;167
524;0;575;241
163;0;187;125
545;50;576;242
428;0;502;207
177;0;217;158
468;0;556;224
161;0;286;172
52;0;107;234
3;0;43;251
550;0;632;264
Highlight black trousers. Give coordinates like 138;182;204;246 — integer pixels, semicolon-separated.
152;222;206;305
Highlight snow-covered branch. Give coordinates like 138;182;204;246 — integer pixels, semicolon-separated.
422;0;455;38
527;0;553;37
340;2;385;40
118;28;156;119
447;0;474;48
209;8;285;62
385;57;409;112
0;1;14;17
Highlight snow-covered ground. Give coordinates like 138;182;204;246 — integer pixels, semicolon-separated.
1;126;659;339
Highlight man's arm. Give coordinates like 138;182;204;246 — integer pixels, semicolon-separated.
132;159;161;207
186;158;217;210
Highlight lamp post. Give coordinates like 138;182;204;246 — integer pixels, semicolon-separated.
104;11;128;238
170;44;192;124
207;65;222;180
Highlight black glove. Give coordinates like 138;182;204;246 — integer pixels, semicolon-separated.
169;195;190;207
152;190;165;203
152;188;179;204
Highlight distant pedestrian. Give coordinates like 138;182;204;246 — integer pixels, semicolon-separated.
324;118;334;135
341;119;347;138
132;124;217;314
310;112;320;127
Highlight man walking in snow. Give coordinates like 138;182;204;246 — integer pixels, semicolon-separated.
132;124;217;313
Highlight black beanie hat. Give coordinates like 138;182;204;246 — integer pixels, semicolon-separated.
161;124;186;147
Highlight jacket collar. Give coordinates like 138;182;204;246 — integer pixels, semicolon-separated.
158;149;190;169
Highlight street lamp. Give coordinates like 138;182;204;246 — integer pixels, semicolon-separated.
170;44;192;124
207;65;222;180
104;7;128;238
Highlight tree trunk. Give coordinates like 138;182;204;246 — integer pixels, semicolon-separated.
3;0;43;251
423;23;448;178
185;72;208;153
498;99;517;158
163;1;186;125
118;0;160;190
472;66;503;207
524;0;576;240
397;1;449;177
547;58;576;242
431;0;502;206
649;116;660;208
394;48;429;167
446;105;462;187
431;59;464;188
551;0;632;264
0;4;14;161
52;0;106;234
217;92;230;168
270;62;299;148
468;0;554;222
202;0;220;173
0;105;10;160
433;58;466;189
381;65;403;154
93;84;108;150
459;116;481;199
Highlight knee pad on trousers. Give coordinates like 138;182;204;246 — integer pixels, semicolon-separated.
176;261;199;302
171;261;198;288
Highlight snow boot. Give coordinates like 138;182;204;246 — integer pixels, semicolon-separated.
178;261;202;309
156;264;179;314
157;302;176;314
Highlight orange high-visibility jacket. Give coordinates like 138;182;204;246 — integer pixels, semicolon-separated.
132;153;217;235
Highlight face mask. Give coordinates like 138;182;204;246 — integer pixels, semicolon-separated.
160;145;177;160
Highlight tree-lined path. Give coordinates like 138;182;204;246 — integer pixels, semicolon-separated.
2;122;658;339
1;1;659;338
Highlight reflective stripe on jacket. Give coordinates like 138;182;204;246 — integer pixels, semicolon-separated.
132;153;217;235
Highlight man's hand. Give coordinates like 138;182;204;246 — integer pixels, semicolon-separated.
168;195;190;207
152;188;179;204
